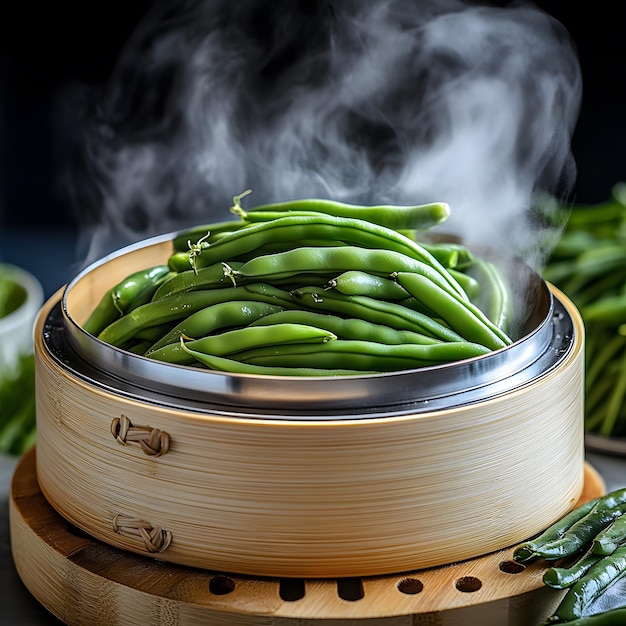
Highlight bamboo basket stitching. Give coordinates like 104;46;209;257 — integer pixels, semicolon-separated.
111;414;170;457
112;513;173;553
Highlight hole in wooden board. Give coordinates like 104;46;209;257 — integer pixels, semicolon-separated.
455;576;482;592
279;578;305;601
397;577;424;594
499;560;526;574
337;577;364;601
209;575;236;595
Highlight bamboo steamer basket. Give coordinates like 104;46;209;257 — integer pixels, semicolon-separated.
33;232;585;580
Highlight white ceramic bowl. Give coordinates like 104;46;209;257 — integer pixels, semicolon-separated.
0;263;44;373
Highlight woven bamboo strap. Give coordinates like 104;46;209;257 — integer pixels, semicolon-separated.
111;414;170;457
112;513;173;553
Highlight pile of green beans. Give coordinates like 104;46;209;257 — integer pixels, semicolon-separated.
84;193;514;376
542;183;626;438
513;488;626;624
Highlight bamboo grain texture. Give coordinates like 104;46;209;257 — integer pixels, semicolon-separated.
11;448;605;625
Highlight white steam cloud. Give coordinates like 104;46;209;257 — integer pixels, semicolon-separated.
69;0;581;269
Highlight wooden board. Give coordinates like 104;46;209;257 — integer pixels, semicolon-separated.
10;448;605;626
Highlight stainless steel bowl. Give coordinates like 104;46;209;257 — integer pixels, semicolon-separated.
42;232;575;419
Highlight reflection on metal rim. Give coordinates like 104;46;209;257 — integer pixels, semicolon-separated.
43;231;577;417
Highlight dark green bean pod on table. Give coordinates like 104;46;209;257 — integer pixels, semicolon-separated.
544;545;626;623
543;608;626;625
513;497;602;563
513;488;626;624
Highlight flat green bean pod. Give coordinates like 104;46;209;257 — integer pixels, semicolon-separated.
249;310;441;345
152;262;244;300
83;265;172;336
234;339;491;371
148;323;337;365
179;343;375;376
542;608;626;625
593;512;626;556
179;213;468;300
112;265;173;313
146;300;285;353
545;545;626;622
466;259;513;333
528;502;626;561
98;286;255;347
325;270;410;300
393;271;510;350
236;195;451;231
543;546;605;589
514;497;603;563
227;245;465;300
291;286;466;342
172;219;249;252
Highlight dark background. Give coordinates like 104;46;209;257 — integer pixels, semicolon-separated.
0;1;624;232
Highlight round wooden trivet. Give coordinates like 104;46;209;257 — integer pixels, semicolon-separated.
10;448;604;626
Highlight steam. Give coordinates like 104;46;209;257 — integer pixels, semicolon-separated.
68;0;581;269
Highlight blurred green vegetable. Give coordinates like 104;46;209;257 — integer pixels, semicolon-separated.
542;183;626;438
0;352;36;455
0;275;27;319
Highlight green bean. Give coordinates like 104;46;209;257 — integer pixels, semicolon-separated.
573;272;626;309
0;393;35;455
583;294;626;326
82;265;172;335
598;488;626;511
249;310;441;345
513;497;603;563
126;340;154;355
466;259;513;333
152;262;244;300
325;270;410;300
448;269;481;301
134;323;179;343
179;213;467;299
543;546;604;589
393;272;510;350
146;301;285;352
291;286;466;342
546;545;626;622
82;288;122;336
234;339;491;371
542;608;626;625
240;282;305;309
561;247;626;296
180;341;374;376
111;265;173;313
585;335;626;385
148;323;336;365
548;230;601;260
593;511;626;556
172;219;248;252
424;242;476;268
529;502;626;561
97;286;254;347
227;245;465;299
236;195;451;231
567;202;626;229
598;354;626;438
